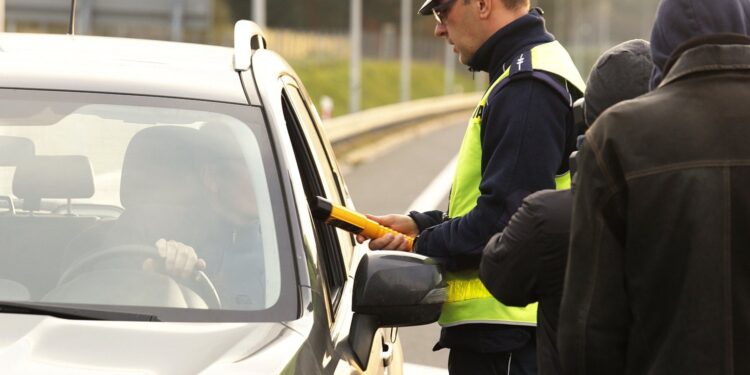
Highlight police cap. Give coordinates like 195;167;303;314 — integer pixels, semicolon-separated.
418;0;440;15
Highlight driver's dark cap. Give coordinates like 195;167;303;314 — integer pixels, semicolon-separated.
418;0;440;15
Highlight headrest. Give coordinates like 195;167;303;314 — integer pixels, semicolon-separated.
198;123;244;162
0;136;35;166
120;126;207;208
12;155;95;201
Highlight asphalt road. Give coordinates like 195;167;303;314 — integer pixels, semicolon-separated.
340;114;469;371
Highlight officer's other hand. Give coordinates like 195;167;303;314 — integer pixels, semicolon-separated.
142;239;207;279
356;214;418;251
368;232;413;251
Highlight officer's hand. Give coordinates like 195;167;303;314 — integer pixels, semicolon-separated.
356;214;418;251
142;239;207;279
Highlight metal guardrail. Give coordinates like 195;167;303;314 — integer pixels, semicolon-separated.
323;92;481;145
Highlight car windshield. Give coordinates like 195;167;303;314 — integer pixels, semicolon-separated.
0;89;297;322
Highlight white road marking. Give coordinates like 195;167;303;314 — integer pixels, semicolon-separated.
403;363;448;374
400;155;458;373
405;154;458;213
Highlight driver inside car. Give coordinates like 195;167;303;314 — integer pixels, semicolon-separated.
141;124;263;308
67;123;266;310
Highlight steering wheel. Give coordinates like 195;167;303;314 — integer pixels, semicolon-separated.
58;244;222;309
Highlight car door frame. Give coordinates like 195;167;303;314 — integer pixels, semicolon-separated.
247;50;395;374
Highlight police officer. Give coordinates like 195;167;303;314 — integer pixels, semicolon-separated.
358;0;584;373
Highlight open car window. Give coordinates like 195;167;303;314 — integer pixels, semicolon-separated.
0;89;296;322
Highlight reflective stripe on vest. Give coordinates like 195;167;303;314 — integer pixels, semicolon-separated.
439;41;585;327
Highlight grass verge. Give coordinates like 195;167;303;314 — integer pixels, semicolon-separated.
291;59;478;117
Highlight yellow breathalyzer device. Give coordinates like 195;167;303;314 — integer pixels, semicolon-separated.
312;196;414;251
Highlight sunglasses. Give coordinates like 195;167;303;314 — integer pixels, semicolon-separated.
432;0;457;24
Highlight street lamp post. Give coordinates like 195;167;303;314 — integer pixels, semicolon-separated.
350;0;362;113
1;0;6;32
77;0;93;35
444;43;455;95
252;0;266;29
400;0;412;102
171;0;185;42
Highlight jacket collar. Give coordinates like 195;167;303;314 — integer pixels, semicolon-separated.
659;34;750;88
467;8;554;82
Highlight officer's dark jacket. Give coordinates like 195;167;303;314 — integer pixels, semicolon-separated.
480;189;571;374
559;34;750;375
410;9;575;269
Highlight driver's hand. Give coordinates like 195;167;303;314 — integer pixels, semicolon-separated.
142;239;207;279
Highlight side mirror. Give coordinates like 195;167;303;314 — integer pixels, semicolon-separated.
349;251;446;369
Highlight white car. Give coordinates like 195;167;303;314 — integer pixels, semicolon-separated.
0;21;444;374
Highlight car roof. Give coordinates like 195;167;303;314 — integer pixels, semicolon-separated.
0;33;251;104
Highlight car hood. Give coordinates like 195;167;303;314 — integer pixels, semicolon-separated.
0;313;307;374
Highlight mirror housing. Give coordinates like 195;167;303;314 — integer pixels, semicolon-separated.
349;251;446;368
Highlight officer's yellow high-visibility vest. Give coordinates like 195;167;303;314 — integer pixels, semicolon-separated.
439;41;585;327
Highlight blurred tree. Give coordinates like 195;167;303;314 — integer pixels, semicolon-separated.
226;0;438;33
226;0;351;31
219;0;662;98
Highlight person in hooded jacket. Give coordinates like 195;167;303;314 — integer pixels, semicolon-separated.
477;39;654;375
557;0;750;374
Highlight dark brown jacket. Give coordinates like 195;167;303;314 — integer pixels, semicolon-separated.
559;36;750;375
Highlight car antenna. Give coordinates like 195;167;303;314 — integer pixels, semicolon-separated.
68;0;77;35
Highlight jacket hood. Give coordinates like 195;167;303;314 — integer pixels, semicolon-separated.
584;39;653;127
649;0;750;89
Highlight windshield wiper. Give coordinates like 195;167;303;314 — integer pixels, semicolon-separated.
0;301;160;321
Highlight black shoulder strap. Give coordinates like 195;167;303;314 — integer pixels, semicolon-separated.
491;49;578;106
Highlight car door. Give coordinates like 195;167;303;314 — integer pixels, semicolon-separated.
279;76;398;374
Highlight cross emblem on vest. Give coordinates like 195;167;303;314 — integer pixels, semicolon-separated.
516;55;525;70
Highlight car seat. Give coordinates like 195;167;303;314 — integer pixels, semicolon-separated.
0;155;98;299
